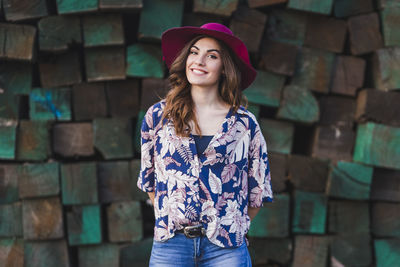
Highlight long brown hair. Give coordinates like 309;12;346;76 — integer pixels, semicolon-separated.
162;35;246;137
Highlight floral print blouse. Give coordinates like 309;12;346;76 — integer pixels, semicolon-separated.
137;100;273;248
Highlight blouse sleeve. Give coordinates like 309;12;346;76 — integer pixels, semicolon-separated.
247;118;273;208
137;105;156;192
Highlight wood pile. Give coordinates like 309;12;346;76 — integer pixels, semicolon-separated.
0;0;399;266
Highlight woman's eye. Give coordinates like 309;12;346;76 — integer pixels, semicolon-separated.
190;51;197;55
209;54;218;59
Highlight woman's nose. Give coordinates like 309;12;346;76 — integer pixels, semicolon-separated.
194;54;205;65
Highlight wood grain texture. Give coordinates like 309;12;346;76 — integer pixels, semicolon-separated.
331;234;372;266
29;88;72;121
16;120;49;161
3;0;48;21
140;78;169;110
248;237;292;265
99;0;142;10
0;202;22;237
0;23;36;61
0;164;19;204
318;95;355;128
53;122;94;157
72;83;107;120
78;244;119;267
292;235;329;267
0;238;23;267
328;200;369;234
381;6;400;47
24;240;69;267
0;121;17;160
126;44;164;78
333;0;374;18
120;238;153;267
288;0;333;15
259;118;294;154
56;0;98;14
98;161;132;203
67;205;102;245
248;0;287;8
106;80;140;118
193;0;238;17
375;239;400;267
85;47;126;82
371;168;400;202
372;202;400;237
372;47;400;91
82;14;124;47
259;40;298;76
331;55;366;96
0;61;32;95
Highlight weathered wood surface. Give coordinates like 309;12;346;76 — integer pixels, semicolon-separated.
288;154;329;192
0;164;19;205
93;118;134;159
381;6;400;47
291;47;335;94
330;234;372;267
277;85;319;124
371;168;400;202
140;78;169;110
372;47;400;91
0;61;32;95
355;89;400;127
318;96;355;128
85;47;126;82
268;152;287;193
134;110;145;153
259;118;294;155
67;205;102;245
353;122;400;170
78;244;120;267
130;159;149;201
106;79;140;118
378;0;400;9
311;125;355;162
0;91;19;120
0;23;36;61
193;0;238;17
248;237;292;265
126;44;164;78
348;13;383;55
30;88;72;121
120;238;153;267
230;6;267;53
328;200;369;234
287;0;333;15
98;161;132;203
333;0;374;18
3;0;48;21
24;240;69;267
22;197;63;240
293;190;327;234
72;83;107;121
372;202;400;237
16;120;49;161
331;55;366;96
53;122;94;157
259;39;298;76
292;235;329;267
18;162;60;199
38;51;82;88
56;0;98;14
99;0;142;10
61;162;98;205
0;120;17;160
138;0;183;40
244;70;285;108
375;239;400;267
305;15;347;53
0;202;22;237
183;12;224;27
0;238;24;267
82;14;124;47
248;194;289;237
38;15;81;52
248;0;287;8
326;161;373;200
107;201;143;242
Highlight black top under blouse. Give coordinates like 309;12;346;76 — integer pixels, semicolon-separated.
192;135;213;155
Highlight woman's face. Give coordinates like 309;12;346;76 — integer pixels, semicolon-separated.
186;37;223;89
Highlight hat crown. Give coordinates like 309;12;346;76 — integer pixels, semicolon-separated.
200;23;233;36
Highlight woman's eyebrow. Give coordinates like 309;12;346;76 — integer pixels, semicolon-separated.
191;45;220;54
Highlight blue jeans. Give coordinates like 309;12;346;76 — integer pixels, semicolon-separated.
149;233;252;267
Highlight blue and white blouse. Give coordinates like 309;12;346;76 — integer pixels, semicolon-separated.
137;100;273;248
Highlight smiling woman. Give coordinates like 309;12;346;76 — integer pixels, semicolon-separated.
137;23;273;267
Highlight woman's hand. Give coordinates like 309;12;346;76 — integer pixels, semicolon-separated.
147;192;155;206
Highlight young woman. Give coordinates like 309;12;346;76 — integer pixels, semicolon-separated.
138;23;273;267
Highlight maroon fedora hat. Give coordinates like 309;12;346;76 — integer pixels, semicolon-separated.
161;23;257;90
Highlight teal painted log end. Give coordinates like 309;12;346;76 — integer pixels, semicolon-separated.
126;44;164;78
68;205;102;245
375;239;400;267
0;121;17;159
57;0;98;14
288;0;333;15
30;88;72;121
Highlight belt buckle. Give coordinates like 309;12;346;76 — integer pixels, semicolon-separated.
183;224;205;238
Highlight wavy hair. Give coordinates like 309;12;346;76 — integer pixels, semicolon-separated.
162;35;247;137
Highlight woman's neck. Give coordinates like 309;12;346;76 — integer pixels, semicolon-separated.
190;85;223;109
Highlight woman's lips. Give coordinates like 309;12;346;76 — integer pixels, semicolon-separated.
190;68;208;74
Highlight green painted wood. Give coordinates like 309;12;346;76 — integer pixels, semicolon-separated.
82;14;124;47
266;9;307;46
107;201;143;242
288;0;333;14
353;122;400;170
379;0;400;9
0;202;22;237
348;13;383;55
24;240;69;267
85;47;126;82
277;85;319;124
0;238;23;267
93;118;134;159
375;239;400;267
248;194;289;237
120;238;153;267
0;61;32;95
61;162;98;205
53;122;94;157
67;205;102;245
98;161;132;203
99;0;142;9
138;0;183;40
0;121;17;160
372;47;400;91
259;118;294;154
326;161;373;200
0;164;19;204
371;168;400;202
126;43;164;78
22;198;64;240
291;47;335;94
292;190;327;234
56;0;98;14
18;162;60;199
78;244;119;267
38;15;81;52
381;7;400;47
106;80;140;118
130;159;148;201
331;234;372;266
193;0;238;17
72;83;107;121
16;120;49;161
333;0;374;18
248;237;291;265
0;23;36;61
328;200;369;234
372;202;400;237
29;87;71;121
3;0;48;21
134;110;145;153
244;70;284;108
0;91;19;120
292;235;329;267
246;104;260;120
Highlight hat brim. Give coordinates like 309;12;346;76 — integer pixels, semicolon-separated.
161;26;257;90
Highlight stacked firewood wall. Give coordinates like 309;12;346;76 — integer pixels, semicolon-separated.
0;0;399;266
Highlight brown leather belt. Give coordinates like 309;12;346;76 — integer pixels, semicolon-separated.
176;224;206;238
